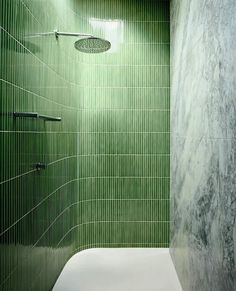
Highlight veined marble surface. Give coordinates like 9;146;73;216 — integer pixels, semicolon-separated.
170;0;236;290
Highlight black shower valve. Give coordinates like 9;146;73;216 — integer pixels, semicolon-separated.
35;162;47;171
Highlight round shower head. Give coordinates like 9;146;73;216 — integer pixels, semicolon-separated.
74;37;111;53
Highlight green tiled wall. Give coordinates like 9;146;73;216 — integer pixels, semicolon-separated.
0;0;170;290
73;0;170;251
0;0;78;290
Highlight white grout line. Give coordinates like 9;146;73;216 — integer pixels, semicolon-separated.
74;242;169;253
77;176;170;180
0;27;74;85
0;27;170;88
20;1;41;23
57;220;170;246
0;176;170;237
0;153;170;184
76;108;170;111
31;198;171;246
75;86;170;89
0;169;37;186
75;63;170;67
0;131;170;134
47;155;78;165
0;165;170;185
0;179;77;237
0;79;77;110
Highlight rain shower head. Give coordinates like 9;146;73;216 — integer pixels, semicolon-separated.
24;30;111;53
55;31;111;53
74;37;111;53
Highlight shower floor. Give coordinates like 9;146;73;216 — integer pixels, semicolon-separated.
53;248;183;291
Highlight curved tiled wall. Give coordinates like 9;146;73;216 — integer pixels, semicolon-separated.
0;0;170;290
0;1;78;289
73;0;170;252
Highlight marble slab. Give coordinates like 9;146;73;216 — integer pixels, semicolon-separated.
170;0;236;290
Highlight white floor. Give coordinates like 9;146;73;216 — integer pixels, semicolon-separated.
53;248;183;291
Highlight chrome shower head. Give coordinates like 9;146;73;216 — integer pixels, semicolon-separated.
74;37;111;53
24;30;111;54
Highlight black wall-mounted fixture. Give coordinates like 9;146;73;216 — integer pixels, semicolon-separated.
35;162;47;171
13;112;61;121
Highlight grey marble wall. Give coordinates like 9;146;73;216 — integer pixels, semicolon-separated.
170;0;236;290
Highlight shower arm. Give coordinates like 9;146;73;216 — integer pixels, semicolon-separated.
54;31;93;38
24;30;93;39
